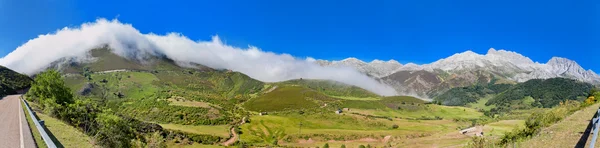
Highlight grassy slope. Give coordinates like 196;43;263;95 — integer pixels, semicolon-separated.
160;124;230;137
520;102;600;147
37;113;94;148
64;69;263;126
277;79;380;98
244;86;337;112
353;105;483;120
483;120;525;138
466;96;496;111
240;113;469;147
341;96;425;110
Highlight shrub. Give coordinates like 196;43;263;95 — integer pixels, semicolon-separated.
498;100;582;145
28;70;74;110
94;111;135;148
466;136;493;148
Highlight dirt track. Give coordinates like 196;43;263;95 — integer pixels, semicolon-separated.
0;95;35;148
223;117;246;146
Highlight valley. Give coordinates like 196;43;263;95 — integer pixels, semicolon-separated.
0;47;597;147
0;1;596;147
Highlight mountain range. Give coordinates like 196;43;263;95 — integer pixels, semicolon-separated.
316;48;600;98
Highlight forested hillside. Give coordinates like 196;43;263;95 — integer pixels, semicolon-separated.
486;78;593;108
434;83;512;106
0;65;32;97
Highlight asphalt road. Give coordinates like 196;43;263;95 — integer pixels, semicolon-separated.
0;95;35;148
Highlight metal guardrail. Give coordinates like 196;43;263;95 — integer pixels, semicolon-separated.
20;96;57;148
590;107;600;148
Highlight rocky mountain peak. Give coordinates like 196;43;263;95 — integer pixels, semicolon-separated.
547;57;578;66
385;59;401;65
339;57;365;64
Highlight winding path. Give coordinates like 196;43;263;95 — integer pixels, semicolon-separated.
223;117;246;146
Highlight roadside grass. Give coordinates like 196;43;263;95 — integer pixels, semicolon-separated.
466;96;496;111
519;102;600;147
21;101;47;148
160;124;230;137
37;113;94;148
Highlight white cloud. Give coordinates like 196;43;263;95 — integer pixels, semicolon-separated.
0;18;398;96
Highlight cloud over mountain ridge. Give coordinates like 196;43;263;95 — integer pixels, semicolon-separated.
0;18;398;96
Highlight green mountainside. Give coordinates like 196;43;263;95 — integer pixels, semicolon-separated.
435;78;593;108
277;79;380;98
59;48;391;125
0;65;32;96
32;47;599;147
434;83;513;106
487;77;593;108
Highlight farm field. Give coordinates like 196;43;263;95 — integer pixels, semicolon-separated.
239;107;483;147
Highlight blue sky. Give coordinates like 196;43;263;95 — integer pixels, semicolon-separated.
0;0;598;70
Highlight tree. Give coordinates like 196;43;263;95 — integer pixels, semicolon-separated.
323;143;329;148
359;145;366;148
83;66;92;81
340;144;346;148
392;124;399;129
28;70;74;115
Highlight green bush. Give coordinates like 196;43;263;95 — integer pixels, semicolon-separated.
28;70;74;108
498;100;582;145
94;111;135;148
